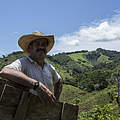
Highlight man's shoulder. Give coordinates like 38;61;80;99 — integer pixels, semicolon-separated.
4;57;28;70
15;56;29;66
8;57;26;64
19;56;29;63
46;63;56;71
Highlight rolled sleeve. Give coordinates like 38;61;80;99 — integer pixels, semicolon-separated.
5;58;25;72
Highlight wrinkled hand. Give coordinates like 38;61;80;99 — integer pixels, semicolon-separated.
37;84;56;104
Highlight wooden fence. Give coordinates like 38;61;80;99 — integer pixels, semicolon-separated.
0;78;79;120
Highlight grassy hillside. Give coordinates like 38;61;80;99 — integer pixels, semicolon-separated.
1;48;120;119
97;54;110;64
60;84;120;119
68;53;93;67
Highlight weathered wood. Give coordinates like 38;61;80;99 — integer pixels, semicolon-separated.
0;79;6;101
61;103;79;120
0;79;22;120
0;85;22;106
25;95;63;120
0;104;16;120
14;91;31;120
0;79;79;120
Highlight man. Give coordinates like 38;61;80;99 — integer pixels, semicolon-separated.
0;31;62;104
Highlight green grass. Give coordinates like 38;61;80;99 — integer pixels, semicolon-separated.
60;84;82;103
97;54;112;64
68;53;93;67
68;53;85;62
60;84;120;119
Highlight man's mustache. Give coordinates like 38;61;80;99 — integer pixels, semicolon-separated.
36;48;46;52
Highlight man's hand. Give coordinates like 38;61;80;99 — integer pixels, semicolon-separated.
36;83;56;104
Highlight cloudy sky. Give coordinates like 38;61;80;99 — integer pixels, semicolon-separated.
0;0;120;56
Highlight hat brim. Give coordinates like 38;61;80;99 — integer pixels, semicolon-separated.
18;34;54;56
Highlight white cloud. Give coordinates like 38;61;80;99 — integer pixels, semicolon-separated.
51;13;120;54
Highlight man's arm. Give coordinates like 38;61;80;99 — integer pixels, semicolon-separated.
0;67;56;103
54;78;62;101
0;67;35;88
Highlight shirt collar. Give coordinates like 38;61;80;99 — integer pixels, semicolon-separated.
26;56;34;63
26;56;47;66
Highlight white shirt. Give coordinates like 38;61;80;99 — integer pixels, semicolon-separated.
6;56;61;93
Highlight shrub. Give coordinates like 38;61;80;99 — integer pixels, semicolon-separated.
79;104;118;120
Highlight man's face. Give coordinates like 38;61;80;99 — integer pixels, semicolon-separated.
28;38;48;60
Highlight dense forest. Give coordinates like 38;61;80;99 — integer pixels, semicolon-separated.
1;48;120;119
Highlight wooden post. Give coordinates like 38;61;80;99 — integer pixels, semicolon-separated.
13;91;31;120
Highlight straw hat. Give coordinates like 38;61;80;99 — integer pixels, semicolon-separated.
18;31;54;55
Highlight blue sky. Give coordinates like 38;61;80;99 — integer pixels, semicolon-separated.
1;0;120;56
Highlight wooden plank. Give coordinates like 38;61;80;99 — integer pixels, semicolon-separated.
0;79;24;105
0;85;22;106
0;79;6;101
0;79;29;120
0;80;23;120
13;91;31;120
61;103;79;120
25;95;63;120
0;104;16;120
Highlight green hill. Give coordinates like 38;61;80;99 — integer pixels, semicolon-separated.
1;48;120;119
60;84;119;119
